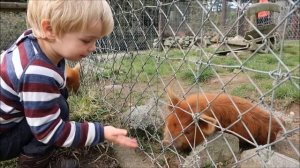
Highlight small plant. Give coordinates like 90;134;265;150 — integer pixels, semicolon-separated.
0;158;17;168
274;81;300;100
68;86;114;124
231;83;257;98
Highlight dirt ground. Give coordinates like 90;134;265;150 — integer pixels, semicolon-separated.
52;144;154;168
51;143;121;168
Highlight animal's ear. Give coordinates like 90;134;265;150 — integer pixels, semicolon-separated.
166;87;180;111
65;64;71;79
198;114;216;135
65;64;71;71
73;63;81;72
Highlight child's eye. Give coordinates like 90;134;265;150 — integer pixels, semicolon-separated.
81;39;91;44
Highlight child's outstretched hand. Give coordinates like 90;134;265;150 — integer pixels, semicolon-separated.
104;126;138;149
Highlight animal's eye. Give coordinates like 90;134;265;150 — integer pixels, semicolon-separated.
184;130;190;135
173;123;177;128
183;127;194;135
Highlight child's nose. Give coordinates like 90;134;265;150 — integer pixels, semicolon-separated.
88;43;96;52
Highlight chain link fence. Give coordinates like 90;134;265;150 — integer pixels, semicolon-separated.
0;10;27;51
88;0;300;167
1;0;299;167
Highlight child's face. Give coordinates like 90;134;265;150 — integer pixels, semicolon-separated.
51;21;103;62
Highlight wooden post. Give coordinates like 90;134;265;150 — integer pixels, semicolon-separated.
220;0;228;27
158;3;166;52
0;2;27;11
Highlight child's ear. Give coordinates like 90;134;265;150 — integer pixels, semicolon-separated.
198;114;216;135
167;87;180;111
41;19;55;40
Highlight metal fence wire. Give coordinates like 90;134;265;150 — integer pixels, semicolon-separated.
77;0;300;167
0;10;27;51
86;0;300;167
1;0;299;168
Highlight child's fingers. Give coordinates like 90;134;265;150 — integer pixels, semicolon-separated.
116;136;138;148
104;126;138;148
118;129;127;136
113;128;128;136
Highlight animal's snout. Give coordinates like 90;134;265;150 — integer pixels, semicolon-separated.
162;139;171;146
162;129;173;147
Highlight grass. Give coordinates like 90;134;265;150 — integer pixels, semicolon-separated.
94;40;299;104
274;80;300;100
231;83;257;98
96;50;215;85
68;85;121;125
0;159;17;168
68;92;107;121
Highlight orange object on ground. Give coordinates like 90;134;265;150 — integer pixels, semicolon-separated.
258;0;270;18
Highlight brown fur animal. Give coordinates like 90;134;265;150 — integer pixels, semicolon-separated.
163;88;282;152
66;63;81;93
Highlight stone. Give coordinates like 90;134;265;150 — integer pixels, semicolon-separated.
240;148;300;168
182;133;239;168
122;98;164;136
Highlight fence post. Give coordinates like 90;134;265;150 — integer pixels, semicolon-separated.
158;1;167;52
0;2;27;11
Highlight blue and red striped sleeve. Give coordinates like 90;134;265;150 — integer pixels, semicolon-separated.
1;30;105;147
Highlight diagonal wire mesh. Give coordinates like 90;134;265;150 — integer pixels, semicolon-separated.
0;0;299;167
0;0;294;167
78;0;300;167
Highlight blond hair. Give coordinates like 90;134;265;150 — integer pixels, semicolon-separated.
27;0;114;38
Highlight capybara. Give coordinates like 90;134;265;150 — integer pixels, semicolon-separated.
163;88;282;151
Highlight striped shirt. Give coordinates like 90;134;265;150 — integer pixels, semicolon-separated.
0;30;104;147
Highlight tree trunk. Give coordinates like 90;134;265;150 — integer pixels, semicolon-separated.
220;0;228;27
158;4;166;51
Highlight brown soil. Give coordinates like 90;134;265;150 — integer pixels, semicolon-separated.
51;144;154;168
51;144;120;168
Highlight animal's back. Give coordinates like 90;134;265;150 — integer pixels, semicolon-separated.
186;93;282;144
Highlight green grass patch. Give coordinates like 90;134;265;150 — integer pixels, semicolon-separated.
284;40;300;58
68;87;112;123
242;54;278;71
231;83;257;98
231;78;299;101
0;159;17;168
93;40;299;103
96;50;216;85
274;81;300;100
